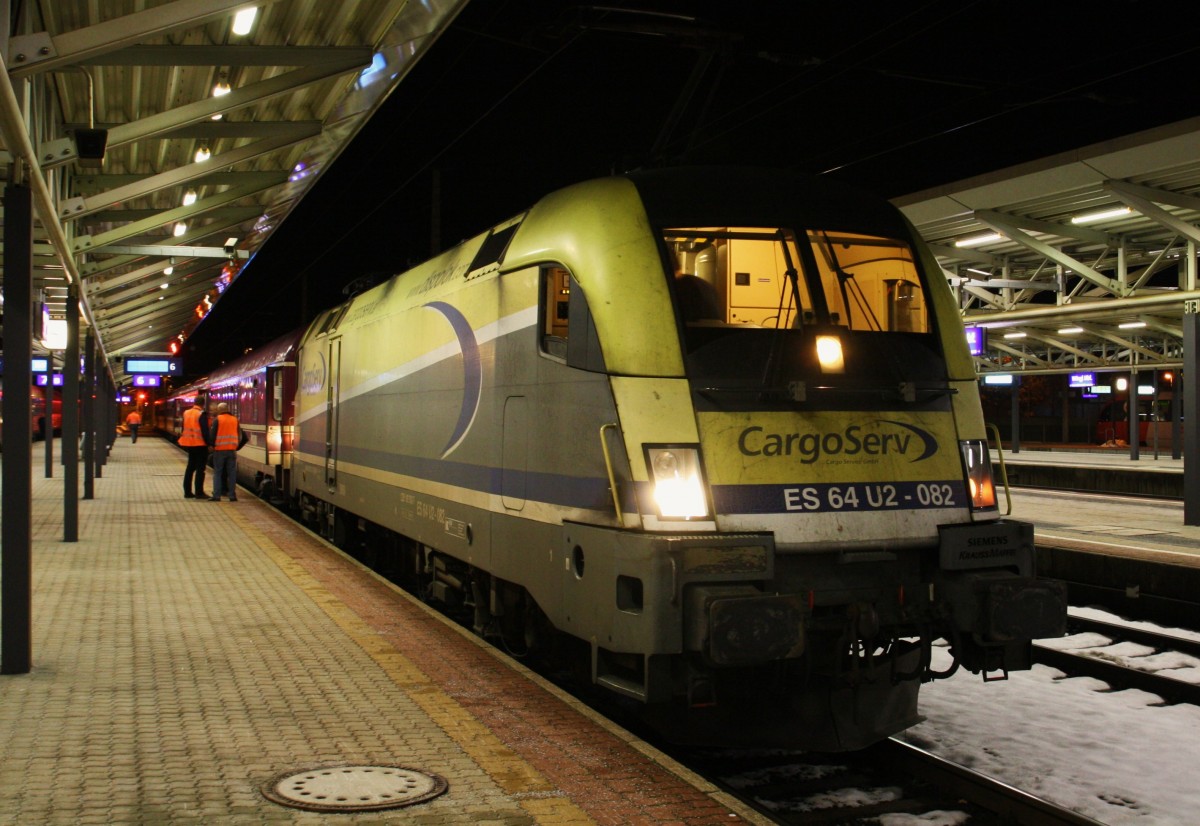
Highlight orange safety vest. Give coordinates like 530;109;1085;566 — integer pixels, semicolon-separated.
178;406;206;447
126;411;141;425
213;413;241;451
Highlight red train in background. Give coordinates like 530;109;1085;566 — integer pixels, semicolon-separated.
0;382;63;449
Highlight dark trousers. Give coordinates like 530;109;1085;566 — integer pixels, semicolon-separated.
183;445;208;495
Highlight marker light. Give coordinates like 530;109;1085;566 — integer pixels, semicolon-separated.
815;334;845;373
960;440;997;512
646;446;709;520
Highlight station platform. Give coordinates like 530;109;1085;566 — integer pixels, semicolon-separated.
993;443;1184;499
0;436;765;825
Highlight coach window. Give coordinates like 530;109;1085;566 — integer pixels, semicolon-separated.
272;370;284;422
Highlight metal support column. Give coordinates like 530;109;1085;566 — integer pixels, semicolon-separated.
83;330;96;499
43;354;54;478
1184;307;1199;526
1127;368;1139;461
2;183;34;675
1009;379;1020;453
63;284;81;542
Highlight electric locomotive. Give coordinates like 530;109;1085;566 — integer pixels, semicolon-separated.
273;168;1064;750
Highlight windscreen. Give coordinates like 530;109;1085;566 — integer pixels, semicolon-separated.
663;226;945;408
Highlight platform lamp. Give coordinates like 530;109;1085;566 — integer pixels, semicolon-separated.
70;67;107;168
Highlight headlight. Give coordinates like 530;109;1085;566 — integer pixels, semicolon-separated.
960;439;997;512
645;445;710;519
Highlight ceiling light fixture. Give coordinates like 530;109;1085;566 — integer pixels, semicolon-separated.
173;221;188;237
1057;326;1084;335
232;7;258;36
181;188;197;206
1071;206;1133;225
1118;321;1147;329
194;144;211;163
1002;331;1027;340
955;232;1004;248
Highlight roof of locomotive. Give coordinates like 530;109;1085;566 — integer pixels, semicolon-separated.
624;166;910;237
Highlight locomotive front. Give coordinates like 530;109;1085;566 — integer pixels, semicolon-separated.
505;170;1067;750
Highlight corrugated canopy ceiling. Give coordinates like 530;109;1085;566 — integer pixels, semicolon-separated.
1;0;466;386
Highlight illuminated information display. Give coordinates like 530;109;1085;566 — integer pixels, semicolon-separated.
132;375;162;388
124;356;182;376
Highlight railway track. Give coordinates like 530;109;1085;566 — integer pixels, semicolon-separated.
1033;614;1200;706
676;737;1101;825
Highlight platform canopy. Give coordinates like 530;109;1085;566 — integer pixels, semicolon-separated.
897;118;1200;378
0;0;467;387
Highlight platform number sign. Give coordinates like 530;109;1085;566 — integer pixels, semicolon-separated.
123;356;182;376
1186;298;1199;314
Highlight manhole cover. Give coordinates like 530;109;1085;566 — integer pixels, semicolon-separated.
262;764;448;812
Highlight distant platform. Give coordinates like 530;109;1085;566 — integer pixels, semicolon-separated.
993;444;1183;498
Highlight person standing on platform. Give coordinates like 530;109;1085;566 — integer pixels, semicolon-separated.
125;409;142;443
179;396;211;499
209;402;246;502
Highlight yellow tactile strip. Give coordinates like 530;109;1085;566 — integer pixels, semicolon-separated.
224;499;762;826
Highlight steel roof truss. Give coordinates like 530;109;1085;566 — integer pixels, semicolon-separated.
77;44;372;68
1104;181;1200;247
990;340;1049;368
80;212;259;278
7;0;280;77
74;182;276;254
41;60;364;170
60;136;302;219
93;261;213;307
975;211;1127;296
100;286;210;334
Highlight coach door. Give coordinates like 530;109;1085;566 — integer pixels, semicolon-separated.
325;337;342;491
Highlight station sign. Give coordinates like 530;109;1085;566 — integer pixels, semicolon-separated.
1068;372;1095;388
124;356;182;376
964;326;985;356
132;375;162;388
982;373;1014;386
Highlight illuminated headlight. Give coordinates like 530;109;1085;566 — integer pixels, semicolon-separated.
960;439;997;511
645;445;710;519
815;335;845;373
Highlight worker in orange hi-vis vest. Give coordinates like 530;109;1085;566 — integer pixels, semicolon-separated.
208;402;246;502
125;409;142;443
178;396;211;499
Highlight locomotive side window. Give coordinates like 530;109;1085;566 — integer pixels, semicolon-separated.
540;266;572;359
539;265;606;372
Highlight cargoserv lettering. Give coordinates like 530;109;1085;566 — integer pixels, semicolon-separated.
738;421;937;464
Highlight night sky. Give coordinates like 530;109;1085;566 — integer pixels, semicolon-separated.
181;0;1200;373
